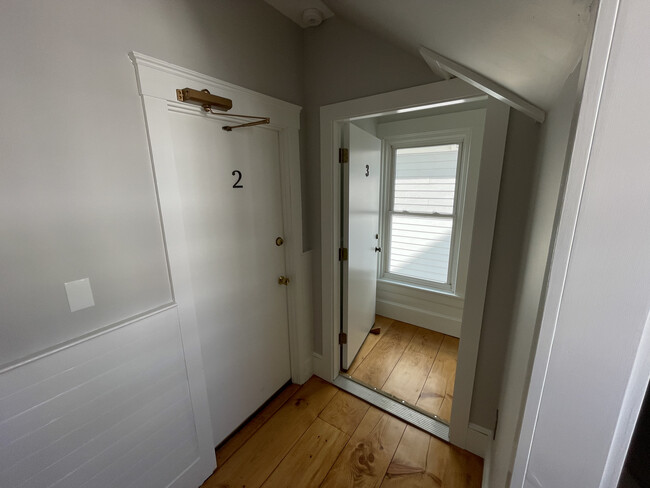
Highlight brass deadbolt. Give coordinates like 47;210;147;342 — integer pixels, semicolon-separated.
278;276;290;286
276;237;284;246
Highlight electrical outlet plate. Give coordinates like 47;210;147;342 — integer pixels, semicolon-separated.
64;278;95;312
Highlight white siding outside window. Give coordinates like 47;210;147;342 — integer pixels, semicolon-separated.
387;144;460;287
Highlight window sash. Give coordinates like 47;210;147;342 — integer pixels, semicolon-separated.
383;142;462;291
386;213;454;286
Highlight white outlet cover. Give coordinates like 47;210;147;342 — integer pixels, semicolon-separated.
64;278;95;312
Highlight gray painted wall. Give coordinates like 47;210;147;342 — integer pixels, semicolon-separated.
488;65;581;486
0;0;303;365
470;111;541;428
302;17;439;354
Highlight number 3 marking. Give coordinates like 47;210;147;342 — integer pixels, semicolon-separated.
232;170;243;188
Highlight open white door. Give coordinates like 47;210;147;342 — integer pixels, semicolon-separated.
341;123;382;370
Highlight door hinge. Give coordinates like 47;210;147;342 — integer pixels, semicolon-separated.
338;332;348;345
338;148;349;163
338;247;348;261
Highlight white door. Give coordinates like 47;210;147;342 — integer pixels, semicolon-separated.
342;124;382;369
169;112;291;445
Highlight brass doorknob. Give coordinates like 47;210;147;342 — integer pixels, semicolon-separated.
276;237;284;246
278;276;290;286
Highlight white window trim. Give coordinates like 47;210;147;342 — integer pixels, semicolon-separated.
379;130;472;295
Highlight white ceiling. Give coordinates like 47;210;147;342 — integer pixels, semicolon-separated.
268;0;596;110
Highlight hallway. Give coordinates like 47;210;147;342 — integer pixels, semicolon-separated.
347;315;458;423
203;376;482;487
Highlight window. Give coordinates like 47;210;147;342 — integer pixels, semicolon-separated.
383;143;463;291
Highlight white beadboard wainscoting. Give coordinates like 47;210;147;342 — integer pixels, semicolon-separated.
376;279;463;337
0;306;205;488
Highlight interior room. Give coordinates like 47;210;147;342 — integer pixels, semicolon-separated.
1;1;649;488
335;98;494;429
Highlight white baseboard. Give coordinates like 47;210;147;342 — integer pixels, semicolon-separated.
466;423;493;458
376;299;461;338
292;251;315;385
312;352;333;382
296;353;314;385
481;434;493;488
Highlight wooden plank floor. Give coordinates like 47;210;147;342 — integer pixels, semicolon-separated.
202;376;482;488
348;315;458;423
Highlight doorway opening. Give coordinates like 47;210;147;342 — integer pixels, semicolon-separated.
317;79;510;454
341;97;487;436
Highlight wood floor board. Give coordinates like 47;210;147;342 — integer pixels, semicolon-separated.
260;417;349;488
426;435;451;487
383;432;482;488
406;328;444;359
202;377;483;488
319;390;370;436
320;407;407;488
443;337;459;397
416;360;448;418
352;321;417;388
436;335;459;360
202;376;337;488
416;335;459;421
215;383;301;466
350;316;458;421
381;425;431;487
381;350;435;405
347;316;395;375
438;396;453;424
441;445;483;488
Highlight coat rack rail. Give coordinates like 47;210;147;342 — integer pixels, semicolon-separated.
176;87;270;131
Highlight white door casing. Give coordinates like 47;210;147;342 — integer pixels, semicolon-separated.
130;52;309;474
318;79;509;453
341;124;382;369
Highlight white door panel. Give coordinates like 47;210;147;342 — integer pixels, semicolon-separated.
169;112;291;445
342;124;382;369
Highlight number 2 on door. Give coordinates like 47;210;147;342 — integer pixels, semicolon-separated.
232;170;243;189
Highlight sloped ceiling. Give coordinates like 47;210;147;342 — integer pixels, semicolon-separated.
316;0;595;109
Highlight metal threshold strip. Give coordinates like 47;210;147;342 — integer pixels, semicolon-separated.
334;374;450;442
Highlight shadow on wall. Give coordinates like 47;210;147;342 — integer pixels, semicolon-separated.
619;384;650;487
